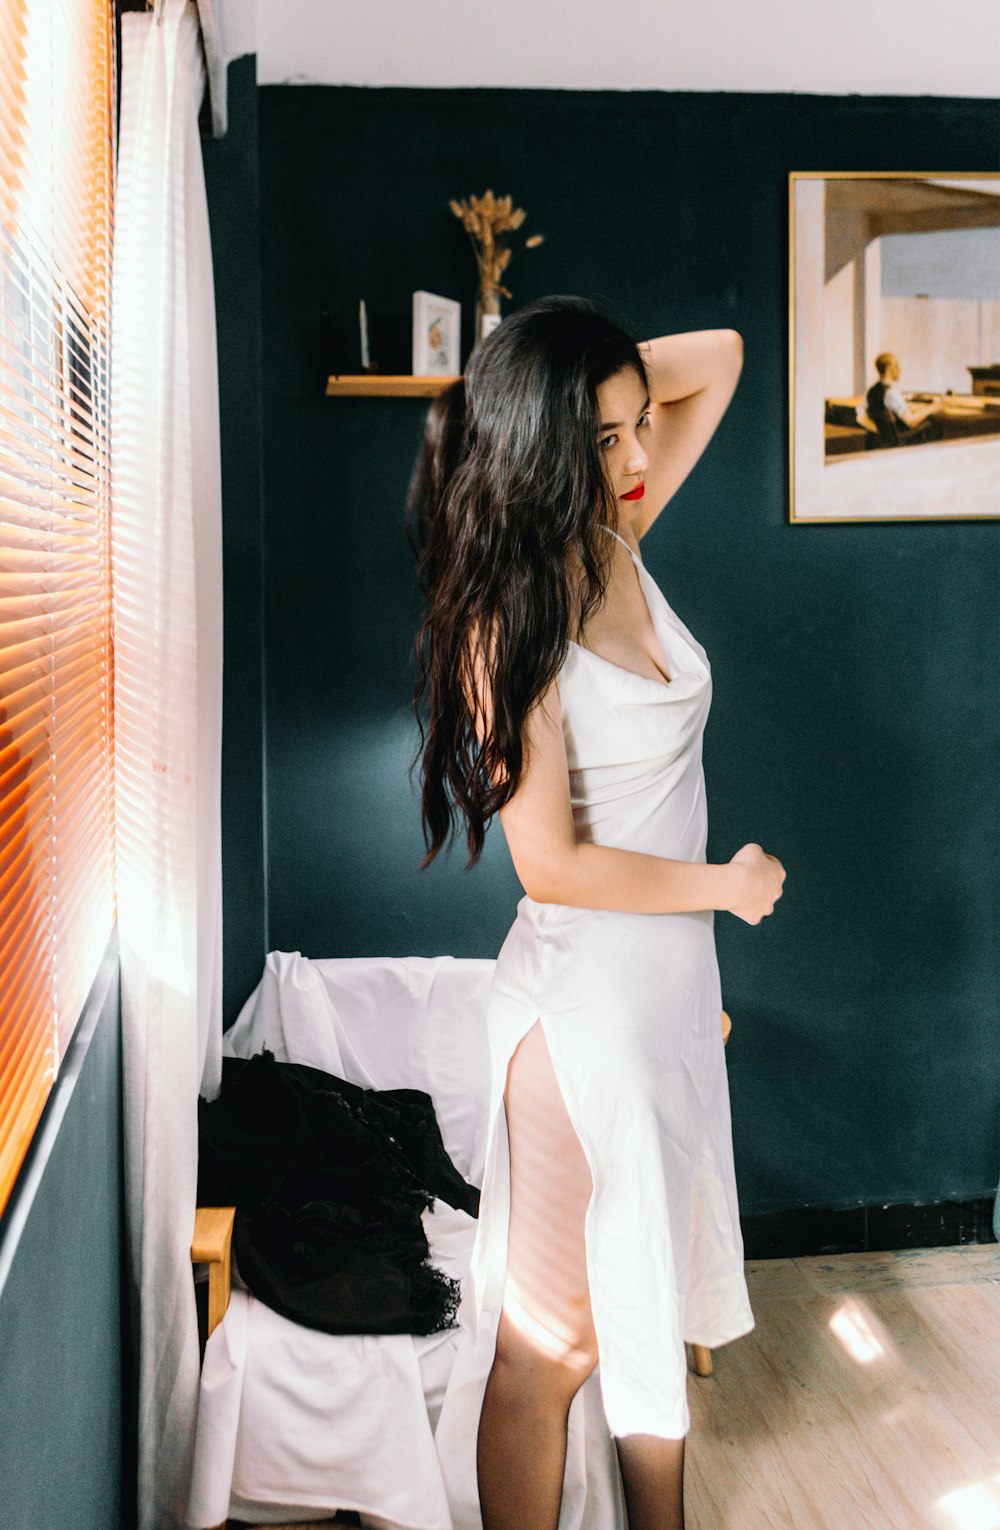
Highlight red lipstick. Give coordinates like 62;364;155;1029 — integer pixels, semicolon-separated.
620;483;645;501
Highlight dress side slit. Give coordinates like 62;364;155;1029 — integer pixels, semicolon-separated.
501;1018;598;1376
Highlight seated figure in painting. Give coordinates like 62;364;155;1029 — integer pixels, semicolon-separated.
863;352;942;446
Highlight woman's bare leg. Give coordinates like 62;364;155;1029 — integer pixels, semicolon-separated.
616;1433;687;1530
477;1019;599;1530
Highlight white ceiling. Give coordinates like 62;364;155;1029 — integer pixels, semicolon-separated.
216;0;1000;96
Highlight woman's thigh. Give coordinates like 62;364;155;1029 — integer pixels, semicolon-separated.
500;1018;598;1376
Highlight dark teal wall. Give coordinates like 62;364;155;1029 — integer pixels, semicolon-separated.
0;942;127;1530
214;71;999;1218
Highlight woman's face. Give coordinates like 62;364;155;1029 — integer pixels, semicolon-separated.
594;366;651;522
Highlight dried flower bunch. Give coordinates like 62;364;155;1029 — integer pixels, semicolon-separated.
449;189;544;318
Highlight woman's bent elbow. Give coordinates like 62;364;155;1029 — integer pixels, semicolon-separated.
517;854;576;906
519;871;557;904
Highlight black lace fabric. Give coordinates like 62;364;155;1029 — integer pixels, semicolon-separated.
197;1049;480;1336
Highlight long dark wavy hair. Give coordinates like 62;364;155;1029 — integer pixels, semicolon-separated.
408;294;649;870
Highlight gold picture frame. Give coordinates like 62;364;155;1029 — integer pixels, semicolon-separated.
788;172;1000;524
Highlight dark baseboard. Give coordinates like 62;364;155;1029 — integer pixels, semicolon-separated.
741;1194;997;1261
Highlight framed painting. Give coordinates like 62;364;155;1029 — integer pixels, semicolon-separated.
788;172;1000;523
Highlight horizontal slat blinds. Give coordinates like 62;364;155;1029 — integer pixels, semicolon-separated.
0;0;115;1215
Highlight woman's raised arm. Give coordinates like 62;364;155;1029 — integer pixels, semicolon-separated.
631;329;744;539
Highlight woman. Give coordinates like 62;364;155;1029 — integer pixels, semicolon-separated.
409;296;785;1530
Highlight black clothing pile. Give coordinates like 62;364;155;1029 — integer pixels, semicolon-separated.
197;1049;480;1337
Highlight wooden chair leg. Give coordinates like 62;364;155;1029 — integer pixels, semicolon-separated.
690;1342;714;1377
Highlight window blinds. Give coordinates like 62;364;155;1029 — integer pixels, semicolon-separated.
0;0;116;1215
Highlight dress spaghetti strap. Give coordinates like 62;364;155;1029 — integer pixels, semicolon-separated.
601;522;641;561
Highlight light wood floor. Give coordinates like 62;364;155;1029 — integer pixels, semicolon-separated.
688;1242;1000;1530
235;1242;1000;1530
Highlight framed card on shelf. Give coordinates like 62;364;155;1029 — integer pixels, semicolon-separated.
413;291;461;376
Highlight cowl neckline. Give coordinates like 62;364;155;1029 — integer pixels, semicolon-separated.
566;527;709;698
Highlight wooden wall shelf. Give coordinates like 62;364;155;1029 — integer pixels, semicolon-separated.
325;374;461;398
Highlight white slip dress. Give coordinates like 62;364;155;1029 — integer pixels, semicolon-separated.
434;526;755;1529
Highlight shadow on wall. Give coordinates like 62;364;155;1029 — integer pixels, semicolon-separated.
267;706;523;962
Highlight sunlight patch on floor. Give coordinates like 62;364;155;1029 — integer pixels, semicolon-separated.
937;1474;1000;1530
828;1297;887;1363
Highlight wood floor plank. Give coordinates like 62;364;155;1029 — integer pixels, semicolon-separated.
744;1255;819;1300
687;1244;1000;1529
875;1284;1000;1461
691;1301;931;1527
955;1244;1000;1277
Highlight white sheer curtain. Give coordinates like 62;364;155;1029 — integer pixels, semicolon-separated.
111;1;223;1523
